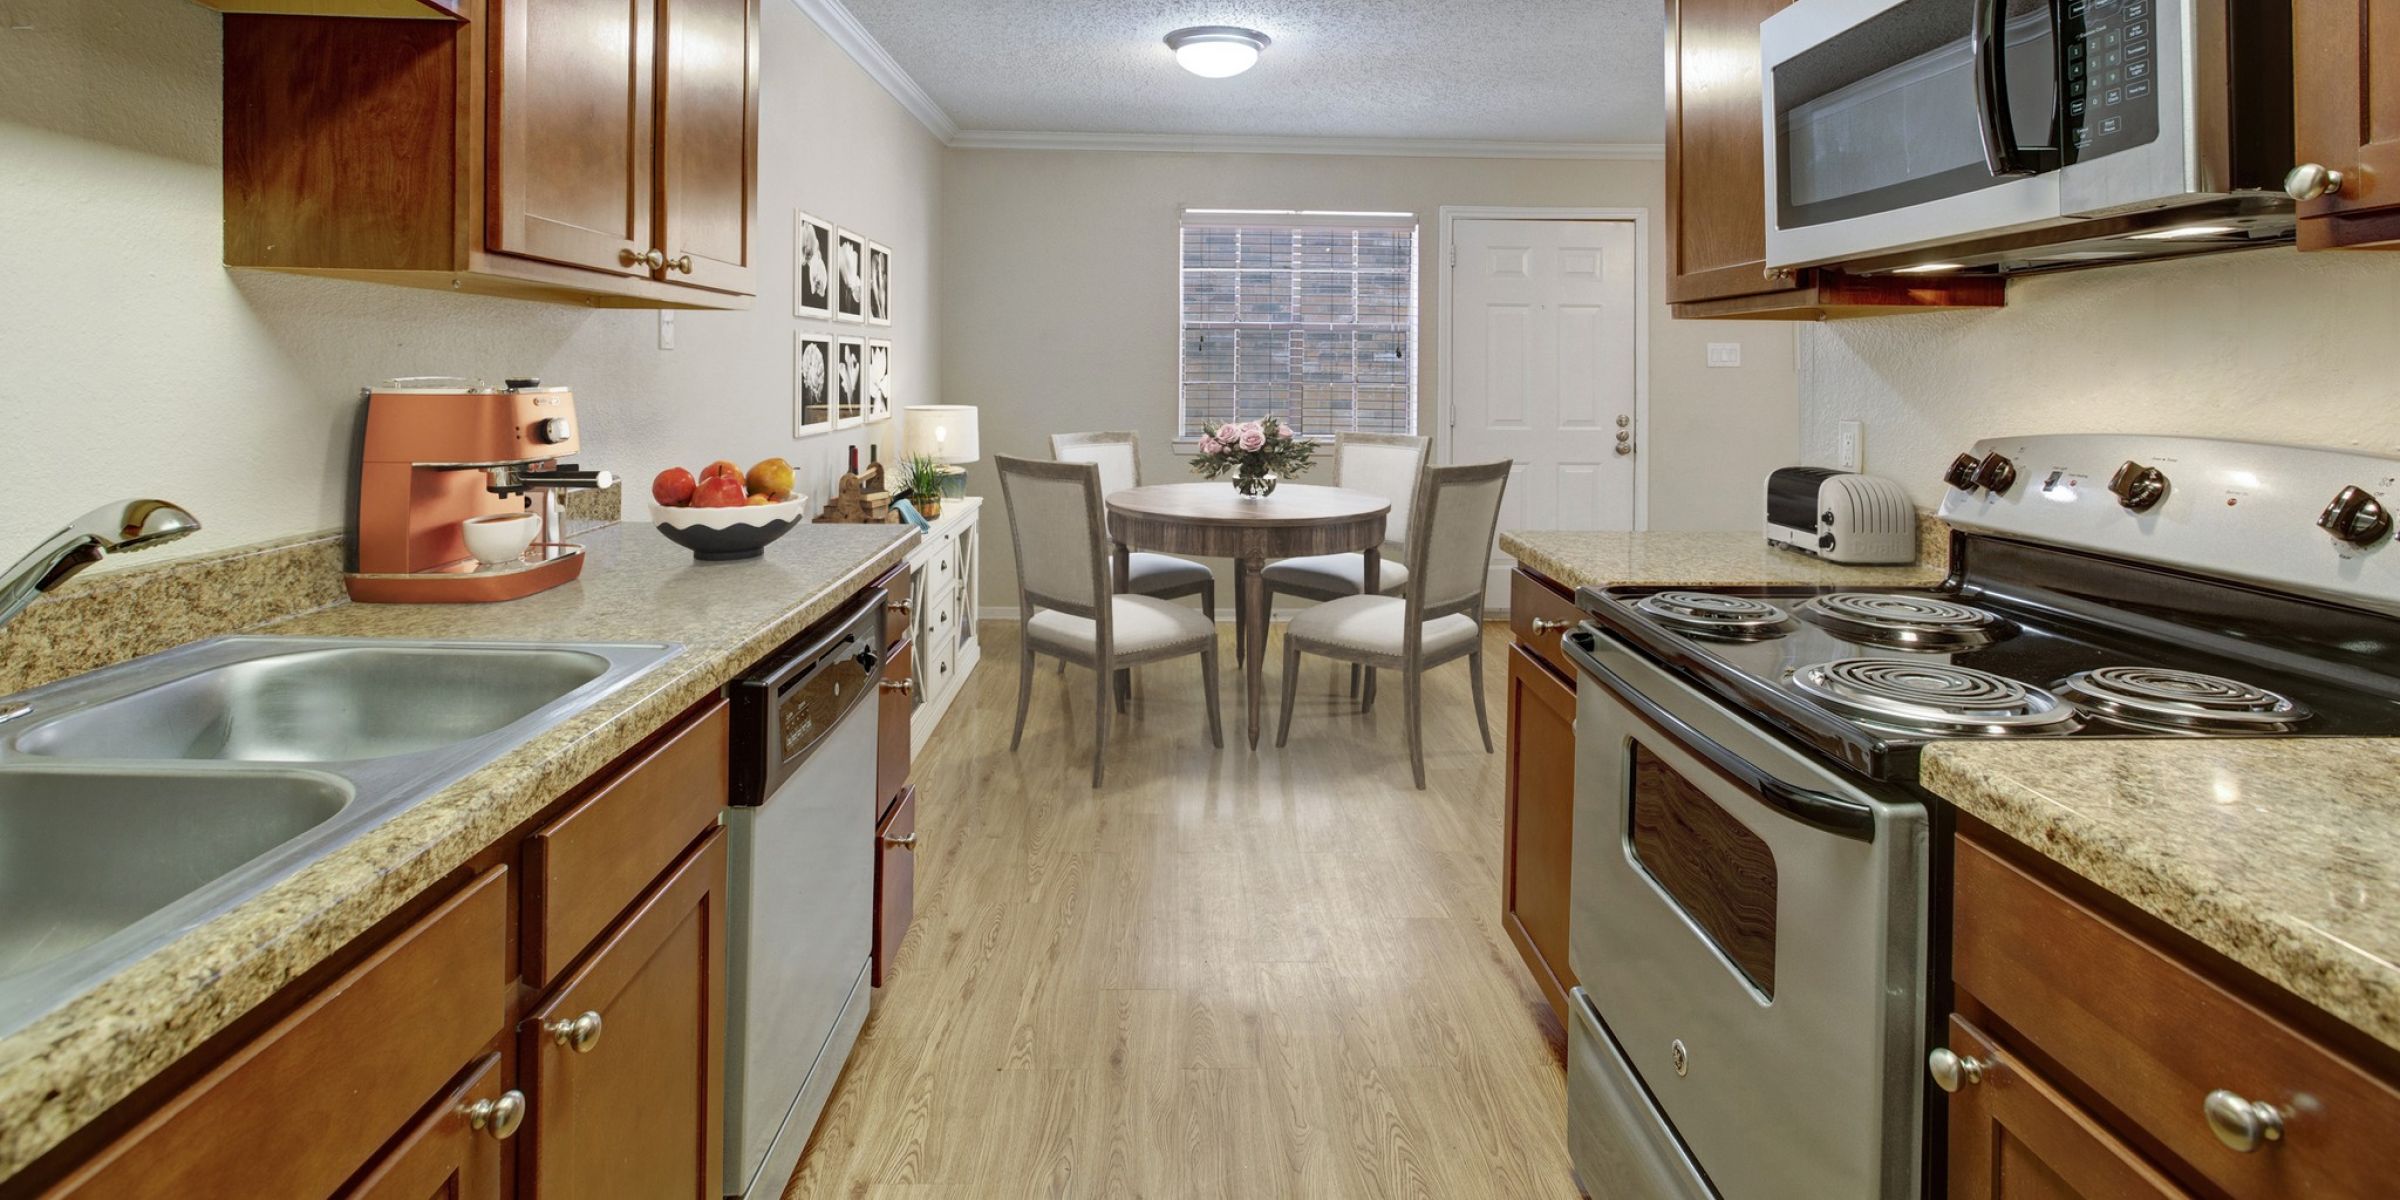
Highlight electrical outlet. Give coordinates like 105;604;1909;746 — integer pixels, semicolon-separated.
658;311;677;350
1837;420;1863;472
1706;342;1742;368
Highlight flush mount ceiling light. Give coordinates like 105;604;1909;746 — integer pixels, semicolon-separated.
1166;26;1270;78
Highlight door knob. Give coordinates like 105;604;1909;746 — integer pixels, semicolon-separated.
2285;163;2346;201
2202;1089;2284;1153
461;1090;527;1140
1614;443;1635;457
1927;1047;1987;1092
543;1010;604;1053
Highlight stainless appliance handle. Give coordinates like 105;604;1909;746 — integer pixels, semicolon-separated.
1971;0;2035;178
1564;627;1876;842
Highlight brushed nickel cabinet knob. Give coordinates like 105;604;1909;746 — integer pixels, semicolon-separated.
2285;163;2346;201
620;247;667;271
881;832;918;851
668;254;696;274
1927;1048;1986;1092
1530;618;1572;633
879;677;915;694
544;1010;604;1053
2202;1089;2285;1153
462;1090;527;1140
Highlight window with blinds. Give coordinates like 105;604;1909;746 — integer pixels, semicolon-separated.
1178;212;1419;441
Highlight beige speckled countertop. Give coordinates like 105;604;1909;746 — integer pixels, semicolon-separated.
1499;529;1948;593
1924;739;2400;1053
0;520;915;1181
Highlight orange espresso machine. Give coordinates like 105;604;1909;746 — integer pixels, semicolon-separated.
345;378;615;603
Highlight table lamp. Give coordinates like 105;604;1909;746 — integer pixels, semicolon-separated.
903;405;979;497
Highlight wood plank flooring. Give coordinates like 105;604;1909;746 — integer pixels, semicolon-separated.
784;621;1579;1199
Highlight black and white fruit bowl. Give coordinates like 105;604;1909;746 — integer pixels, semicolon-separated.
650;496;809;561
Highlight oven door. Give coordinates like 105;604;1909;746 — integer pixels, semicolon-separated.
1565;627;1928;1200
1762;0;2063;268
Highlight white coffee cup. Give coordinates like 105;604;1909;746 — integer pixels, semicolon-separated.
463;512;540;566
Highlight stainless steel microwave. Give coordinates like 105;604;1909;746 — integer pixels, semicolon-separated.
1761;0;2295;273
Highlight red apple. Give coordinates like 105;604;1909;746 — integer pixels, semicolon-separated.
698;460;744;487
692;475;748;508
651;466;697;507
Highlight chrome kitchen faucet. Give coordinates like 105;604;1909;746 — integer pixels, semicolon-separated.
0;499;202;633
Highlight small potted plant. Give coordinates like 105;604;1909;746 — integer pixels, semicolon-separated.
897;452;947;519
1191;417;1315;497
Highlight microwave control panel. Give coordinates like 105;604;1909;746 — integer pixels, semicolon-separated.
2062;0;2161;160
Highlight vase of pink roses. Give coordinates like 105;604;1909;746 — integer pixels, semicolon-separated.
1192;417;1315;497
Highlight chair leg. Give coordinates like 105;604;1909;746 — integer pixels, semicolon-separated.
1010;642;1035;751
1091;656;1111;787
1276;638;1304;748
1469;650;1494;753
1201;580;1217;623
1348;663;1362;698
1201;644;1224;748
1363;667;1378;712
1115;666;1130;714
1404;664;1426;790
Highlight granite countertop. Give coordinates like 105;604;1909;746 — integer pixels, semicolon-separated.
1924;740;2400;1053
1499;529;1948;592
0;520;916;1181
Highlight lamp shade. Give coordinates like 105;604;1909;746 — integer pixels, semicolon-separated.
903;405;980;464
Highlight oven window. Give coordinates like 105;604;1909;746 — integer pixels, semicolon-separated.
1773;0;2056;229
1627;742;1780;997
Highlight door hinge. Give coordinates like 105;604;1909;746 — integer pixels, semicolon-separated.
1449;244;1457;269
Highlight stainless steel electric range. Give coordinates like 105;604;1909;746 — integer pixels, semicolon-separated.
1560;434;2400;1200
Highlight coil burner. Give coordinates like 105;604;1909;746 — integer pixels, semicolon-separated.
1790;659;2081;737
2056;666;2310;734
1631;592;1797;640
1795;592;2013;650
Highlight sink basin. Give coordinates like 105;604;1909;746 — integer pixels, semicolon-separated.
14;644;612;762
0;635;679;1036
0;765;352;981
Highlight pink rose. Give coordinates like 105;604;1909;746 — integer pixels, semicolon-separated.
1215;423;1239;444
1199;436;1221;455
1238;426;1267;452
1276;423;1296;440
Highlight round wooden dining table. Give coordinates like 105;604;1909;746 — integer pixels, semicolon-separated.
1105;482;1390;748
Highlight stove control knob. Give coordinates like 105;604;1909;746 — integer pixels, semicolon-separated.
2318;485;2393;547
532;417;573;445
1944;453;1983;492
1973;452;2019;494
2107;461;2169;512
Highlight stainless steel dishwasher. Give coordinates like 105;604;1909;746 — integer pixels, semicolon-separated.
724;595;882;1200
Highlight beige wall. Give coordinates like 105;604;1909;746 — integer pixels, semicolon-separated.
939;148;1801;604
1798;248;2400;509
0;0;941;567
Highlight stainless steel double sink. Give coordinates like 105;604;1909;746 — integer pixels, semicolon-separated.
0;636;679;1036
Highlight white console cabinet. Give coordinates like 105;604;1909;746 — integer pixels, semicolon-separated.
905;497;980;754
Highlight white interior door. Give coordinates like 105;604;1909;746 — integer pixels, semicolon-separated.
1447;217;1640;605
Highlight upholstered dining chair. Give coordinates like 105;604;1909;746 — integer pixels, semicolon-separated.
1049;431;1215;619
998;456;1223;787
1275;459;1511;789
1261;430;1430;698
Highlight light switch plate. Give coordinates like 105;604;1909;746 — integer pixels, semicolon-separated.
1706;342;1741;368
1837;420;1863;471
658;311;677;351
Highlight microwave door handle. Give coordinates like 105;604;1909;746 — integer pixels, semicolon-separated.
1972;0;2036;177
1564;628;1878;843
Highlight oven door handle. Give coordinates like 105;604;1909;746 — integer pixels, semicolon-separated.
1565;628;1878;843
1971;0;2036;178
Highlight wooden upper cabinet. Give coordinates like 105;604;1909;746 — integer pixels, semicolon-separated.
657;0;761;293
1661;0;2005;319
490;0;656;277
2292;0;2400;249
195;0;463;16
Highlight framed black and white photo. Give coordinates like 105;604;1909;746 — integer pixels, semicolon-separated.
794;332;833;437
794;212;833;319
835;228;866;323
835;337;865;428
864;339;892;423
866;241;891;326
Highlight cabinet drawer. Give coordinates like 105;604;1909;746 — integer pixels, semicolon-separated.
525;700;729;986
48;870;508;1200
877;638;914;807
1509;568;1581;681
1954;837;2400;1199
928;632;958;701
874;785;916;987
878;562;912;647
336;1053;508;1200
925;534;956;595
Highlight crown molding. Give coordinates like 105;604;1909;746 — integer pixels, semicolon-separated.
786;0;959;143
947;130;1666;161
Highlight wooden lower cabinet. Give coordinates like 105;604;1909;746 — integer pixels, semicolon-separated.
520;829;727;1200
1944;1017;2191;1200
1502;569;1578;1024
873;785;917;988
339;1054;511;1200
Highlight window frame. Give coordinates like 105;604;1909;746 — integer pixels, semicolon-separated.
1174;209;1422;450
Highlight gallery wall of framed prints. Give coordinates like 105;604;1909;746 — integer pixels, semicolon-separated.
794;210;894;437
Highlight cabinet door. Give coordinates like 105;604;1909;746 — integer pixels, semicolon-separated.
2293;0;2400;246
1502;643;1577;1023
490;0;655;276
1664;0;1804;305
337;1054;508;1200
878;636;915;806
1945;1016;2193;1200
657;0;759;292
520;830;727;1200
873;785;917;987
